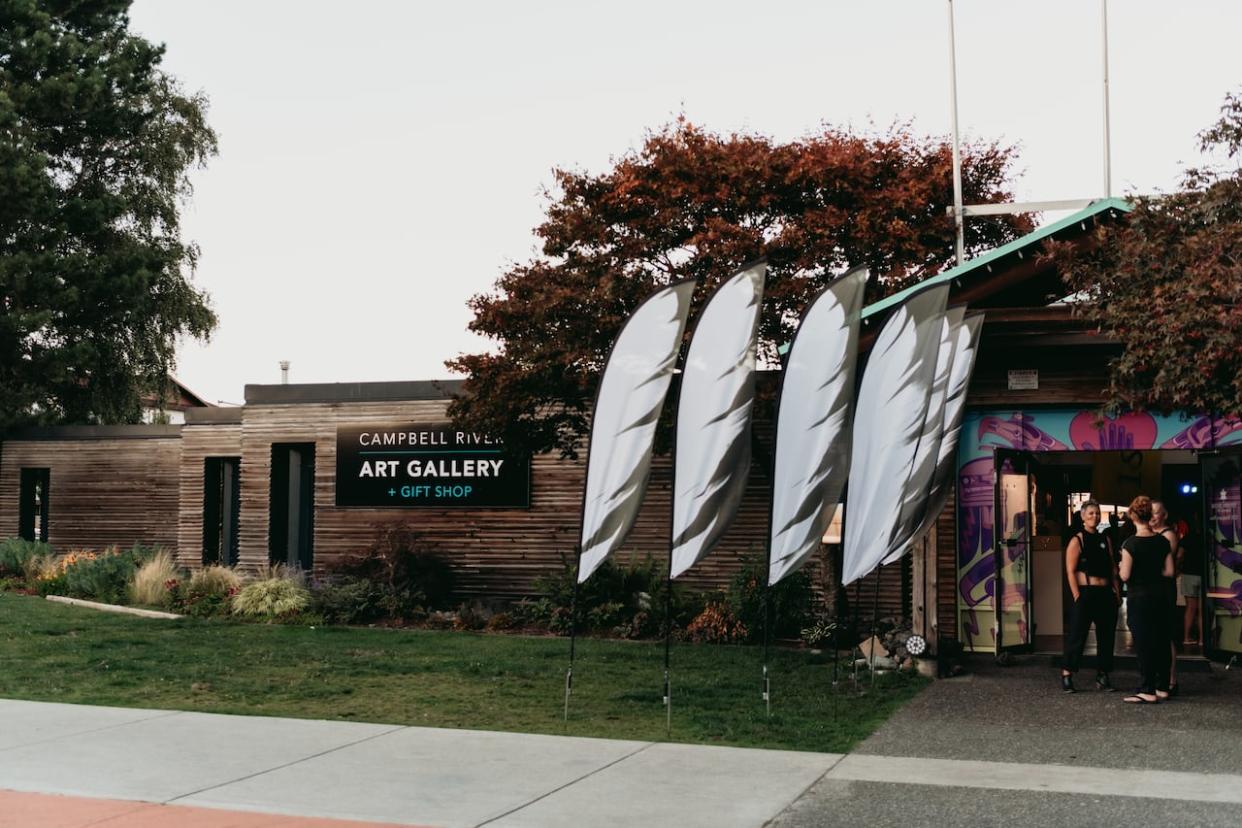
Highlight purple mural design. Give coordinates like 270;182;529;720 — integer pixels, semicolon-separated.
956;457;996;648
1162;416;1242;450
1211;474;1242;610
977;414;1069;452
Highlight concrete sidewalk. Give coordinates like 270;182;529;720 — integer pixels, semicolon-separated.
0;699;838;827
4;688;1242;828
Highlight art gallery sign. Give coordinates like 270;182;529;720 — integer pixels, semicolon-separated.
335;424;530;508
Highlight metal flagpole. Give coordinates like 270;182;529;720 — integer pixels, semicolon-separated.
564;563;580;722
834;494;847;688
761;415;779;718
851;580;862;684
869;563;882;686
1101;0;1112;198
762;586;772;717
662;542;673;734
947;0;965;267
662;380;682;737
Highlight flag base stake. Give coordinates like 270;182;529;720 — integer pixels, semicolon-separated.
662;670;671;735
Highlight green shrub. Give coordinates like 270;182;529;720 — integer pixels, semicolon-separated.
129;550;181;606
310;576;385;625
521;554;705;638
330;523;455;612
726;554;813;643
35;571;68;596
0;538;51;578
453;600;490;631
232;577;309;619
63;544;158;605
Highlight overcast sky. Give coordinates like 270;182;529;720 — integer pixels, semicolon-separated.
128;0;1242;406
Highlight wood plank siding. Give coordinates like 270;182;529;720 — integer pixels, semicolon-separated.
233;397;827;603
177;419;243;568
0;429;181;553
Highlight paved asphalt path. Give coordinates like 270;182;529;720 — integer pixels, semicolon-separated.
2;657;1239;826
769;655;1242;827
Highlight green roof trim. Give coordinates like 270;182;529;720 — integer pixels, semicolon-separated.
775;197;1131;356
859;197;1132;321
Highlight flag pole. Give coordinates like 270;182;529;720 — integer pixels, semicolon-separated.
663;370;684;737
663;546;673;735
564;562;580;722
869;563;883;686
947;0;965;267
762;580;772;717
851;579;862;685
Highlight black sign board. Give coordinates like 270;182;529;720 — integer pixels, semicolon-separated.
335;424;530;508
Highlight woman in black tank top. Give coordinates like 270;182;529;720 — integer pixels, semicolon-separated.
1120;496;1175;704
1061;500;1120;692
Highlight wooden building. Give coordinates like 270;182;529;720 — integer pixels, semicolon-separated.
3;198;1240;664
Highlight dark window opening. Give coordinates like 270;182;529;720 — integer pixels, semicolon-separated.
203;457;241;566
269;443;315;571
19;468;50;543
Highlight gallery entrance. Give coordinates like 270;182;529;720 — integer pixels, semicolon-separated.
990;448;1233;662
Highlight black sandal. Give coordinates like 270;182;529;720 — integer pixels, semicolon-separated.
1123;693;1159;704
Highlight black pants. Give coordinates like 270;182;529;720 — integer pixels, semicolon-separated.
1063;586;1117;673
1128;591;1171;694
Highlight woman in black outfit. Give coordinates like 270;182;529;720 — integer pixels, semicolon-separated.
1151;500;1182;696
1120;495;1175;704
1061;500;1120;692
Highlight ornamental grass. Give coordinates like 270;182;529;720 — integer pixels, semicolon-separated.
129;550;181;606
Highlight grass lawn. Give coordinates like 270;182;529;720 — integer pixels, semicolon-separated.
0;592;926;753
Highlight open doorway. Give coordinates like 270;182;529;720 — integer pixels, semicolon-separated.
996;449;1209;661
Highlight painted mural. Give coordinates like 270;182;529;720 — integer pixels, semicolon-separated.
956;409;1242;651
1203;456;1242;653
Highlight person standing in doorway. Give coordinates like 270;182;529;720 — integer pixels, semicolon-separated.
1061;500;1120;692
1152;501;1182;695
1120;496;1175;704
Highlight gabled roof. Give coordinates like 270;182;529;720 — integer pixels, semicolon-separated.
861;197;1132;322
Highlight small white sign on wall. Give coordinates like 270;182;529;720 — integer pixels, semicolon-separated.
1008;369;1039;390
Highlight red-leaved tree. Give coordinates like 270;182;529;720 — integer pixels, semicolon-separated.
448;120;1030;457
1056;91;1242;418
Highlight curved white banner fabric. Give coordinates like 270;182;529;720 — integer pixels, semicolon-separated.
841;284;948;586
911;312;985;542
767;268;867;586
577;280;696;583
882;305;966;565
670;260;766;580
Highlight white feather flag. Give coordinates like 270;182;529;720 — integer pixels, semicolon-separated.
578;280;696;583
841;284;949;585
881;305;966;565
910;312;985;542
767;268;867;586
670;260;766;579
